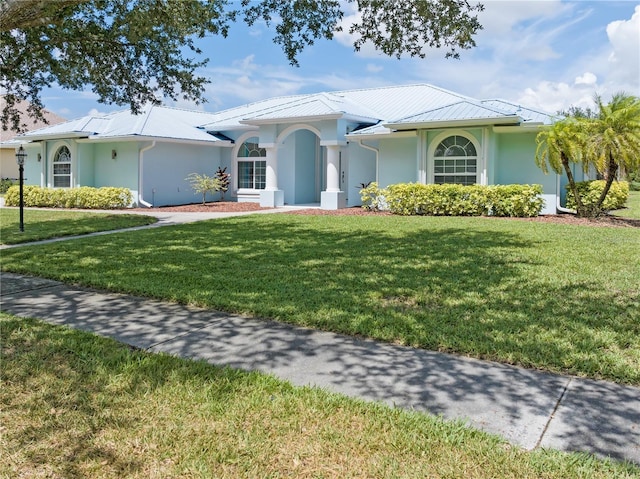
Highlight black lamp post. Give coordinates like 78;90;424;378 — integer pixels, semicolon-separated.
15;145;27;232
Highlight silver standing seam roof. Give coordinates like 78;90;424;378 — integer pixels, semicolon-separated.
17;84;557;143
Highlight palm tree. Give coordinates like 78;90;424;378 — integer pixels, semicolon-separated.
583;93;640;213
536;93;640;217
535;117;591;216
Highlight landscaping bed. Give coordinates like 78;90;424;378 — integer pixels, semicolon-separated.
141;201;640;227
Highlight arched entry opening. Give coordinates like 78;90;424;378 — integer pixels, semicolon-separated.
275;125;324;205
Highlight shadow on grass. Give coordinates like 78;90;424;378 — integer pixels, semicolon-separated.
0;210;157;245
0;316;263;477
1;215;639;462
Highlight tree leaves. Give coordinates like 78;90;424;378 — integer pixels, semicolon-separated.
1;0;484;132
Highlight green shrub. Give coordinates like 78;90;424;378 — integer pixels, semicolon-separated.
488;184;545;217
566;180;629;211
360;182;383;211
0;178;15;194
4;186;132;209
361;182;544;217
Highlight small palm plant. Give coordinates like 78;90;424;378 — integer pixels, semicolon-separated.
185;173;223;205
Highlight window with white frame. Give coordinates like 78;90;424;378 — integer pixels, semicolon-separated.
433;135;477;185
237;137;266;189
53;145;71;187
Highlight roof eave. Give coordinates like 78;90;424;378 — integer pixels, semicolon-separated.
346;129;416;140
16;132;93;141
75;135;233;146
240;113;344;125
240;112;379;126
384;116;522;130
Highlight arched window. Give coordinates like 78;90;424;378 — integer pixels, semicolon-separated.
433;135;477;185
53;146;71;188
237;137;266;189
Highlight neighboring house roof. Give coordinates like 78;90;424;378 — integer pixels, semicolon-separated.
0;96;67;146
17;104;232;145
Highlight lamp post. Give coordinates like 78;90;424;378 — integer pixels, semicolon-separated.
15;145;27;232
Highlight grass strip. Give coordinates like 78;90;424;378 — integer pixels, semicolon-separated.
1;214;638;385
1;314;637;479
614;190;640;220
0;208;157;245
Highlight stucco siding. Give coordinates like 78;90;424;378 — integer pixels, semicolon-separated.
347;142;377;206
17;143;41;186
77;143;95;187
294;129;318;204
141;143;221;207
279;135;296;205
494;133;555;190
378;137;418;187
94;142;138;190
0;148;19;179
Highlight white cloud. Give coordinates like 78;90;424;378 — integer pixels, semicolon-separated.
606;5;640;88
86;107;113;117
575;72;597;86
517;79;597;113
513;5;640;112
366;63;383;73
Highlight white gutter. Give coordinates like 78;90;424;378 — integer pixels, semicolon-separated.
356;140;380;183
384;115;521;130
556;173;575;214
138;141;156;208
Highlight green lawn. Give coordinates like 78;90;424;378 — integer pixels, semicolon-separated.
614;190;640;220
2;315;636;479
0;208;157;244
1;214;638;385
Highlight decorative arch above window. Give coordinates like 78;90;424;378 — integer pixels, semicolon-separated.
53;145;71;188
237;137;266;189
433;135;478;185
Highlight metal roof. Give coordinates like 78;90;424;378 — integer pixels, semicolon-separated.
16;85;557;144
384;100;521;129
18;105;227;144
481;99;557;125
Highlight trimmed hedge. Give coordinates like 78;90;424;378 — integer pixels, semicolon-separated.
4;186;133;209
361;182;544;217
566;180;629;211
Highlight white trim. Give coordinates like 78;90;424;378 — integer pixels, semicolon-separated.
426;130;482;185
48;140;75;188
233;133;267;195
481;127;489;186
75;136;233;146
346;129;416;140
276;123;322;144
417;131;427;184
385;115;520;130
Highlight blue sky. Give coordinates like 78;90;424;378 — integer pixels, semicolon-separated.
44;0;640;120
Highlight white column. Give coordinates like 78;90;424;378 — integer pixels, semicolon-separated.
264;146;278;190
321;144;346;210
260;145;284;207
325;145;341;192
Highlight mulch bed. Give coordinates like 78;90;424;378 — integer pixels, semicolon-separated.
136;202;640;228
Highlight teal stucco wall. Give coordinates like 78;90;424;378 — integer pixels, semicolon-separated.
378;136;417;187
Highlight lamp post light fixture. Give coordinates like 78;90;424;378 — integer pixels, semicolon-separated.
15;145;27;232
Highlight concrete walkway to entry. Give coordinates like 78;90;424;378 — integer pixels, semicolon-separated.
1;205;639;465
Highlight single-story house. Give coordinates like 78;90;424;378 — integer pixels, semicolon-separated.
13;83;588;214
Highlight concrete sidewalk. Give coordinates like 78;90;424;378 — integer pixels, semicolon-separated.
1;272;639;465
